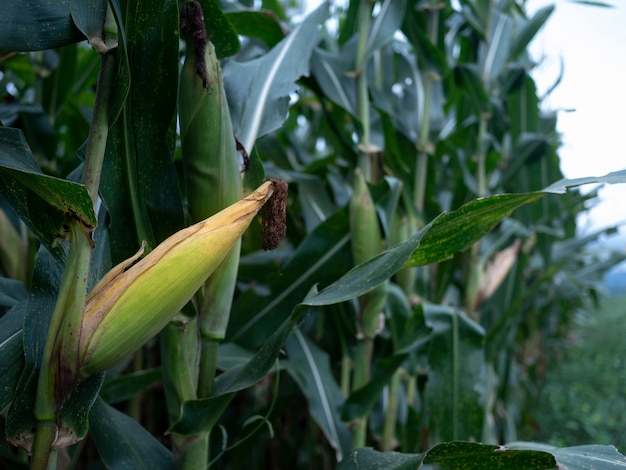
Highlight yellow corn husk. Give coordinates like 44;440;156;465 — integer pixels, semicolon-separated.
78;181;274;377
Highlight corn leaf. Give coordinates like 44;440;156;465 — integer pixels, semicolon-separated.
100;0;183;262
90;397;174;470
0;127;96;260
223;3;329;154
0;0;83;51
0;302;25;411
284;329;352;461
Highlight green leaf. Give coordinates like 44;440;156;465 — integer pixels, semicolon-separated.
224;3;329;154
569;0;615;7
543;169;626;194
167;393;235;437
404;193;543;268
510;6;554;60
339;442;558;470
509;443;626;469
0;302;25;411
454;64;491;114
89;397;174;470
0;127;96;259
100;0;184;262
301;223;430;307
423;441;556;469
226;10;285;49
311;47;358;117
338;447;424;469
0;0;84;51
70;0;108;45
341;353;407;422
199;0;240;58
99;368;163;404
227;206;352;348
365;0;407;58
284;329;352;461
551;445;626;468
482;11;513;83
170;311;302;435
0;278;27;309
424;305;485;443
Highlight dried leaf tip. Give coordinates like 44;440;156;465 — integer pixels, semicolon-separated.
260;179;288;251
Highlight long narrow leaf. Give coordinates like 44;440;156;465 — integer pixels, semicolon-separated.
224;3;329;154
285;329;352;461
90;397;174;470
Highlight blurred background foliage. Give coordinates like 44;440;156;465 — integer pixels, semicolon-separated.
1;0;625;468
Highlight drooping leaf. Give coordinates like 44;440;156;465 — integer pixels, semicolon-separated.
508;442;626;469
284;329;352;461
543;169;626;194
0;127;96;259
301;223;430;307
90;397;174;470
423;441;556;469
404;193;543;267
0;0;84;51
223;3;329;154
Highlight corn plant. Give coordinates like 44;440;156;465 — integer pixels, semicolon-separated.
1;0;626;469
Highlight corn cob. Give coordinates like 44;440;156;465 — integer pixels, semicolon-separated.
78;181;274;377
349;168;387;339
179;0;243;341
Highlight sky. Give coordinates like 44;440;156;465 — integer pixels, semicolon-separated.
526;0;626;251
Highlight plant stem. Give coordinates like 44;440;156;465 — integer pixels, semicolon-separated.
32;48;115;470
83;51;116;205
351;338;373;448
31;421;56;470
160;320;206;468
355;0;372;181
381;370;401;450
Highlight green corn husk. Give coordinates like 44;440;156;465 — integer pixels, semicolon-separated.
349;168;387;339
179;4;242;341
78;182;274;377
